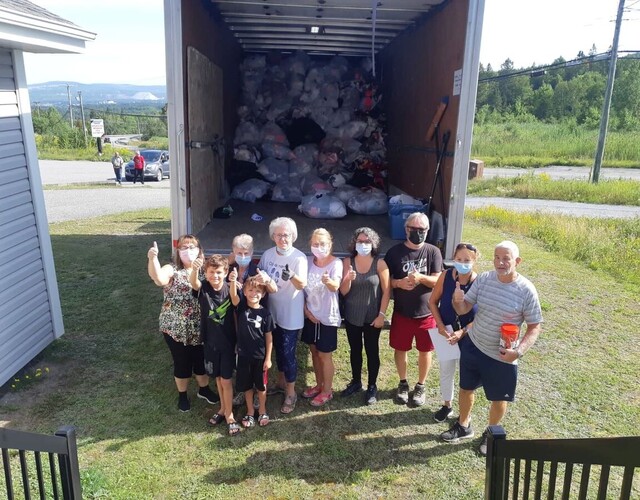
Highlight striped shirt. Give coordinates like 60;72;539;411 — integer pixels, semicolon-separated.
465;270;543;362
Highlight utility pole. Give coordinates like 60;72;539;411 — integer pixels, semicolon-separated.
77;91;87;146
66;84;74;128
591;0;625;183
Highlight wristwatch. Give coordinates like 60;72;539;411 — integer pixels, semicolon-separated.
515;347;524;359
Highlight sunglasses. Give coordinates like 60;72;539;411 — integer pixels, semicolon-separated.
456;243;477;252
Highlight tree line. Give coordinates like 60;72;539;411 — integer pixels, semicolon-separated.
476;48;640;131
32;104;168;149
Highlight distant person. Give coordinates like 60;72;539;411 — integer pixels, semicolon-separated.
384;212;443;407
111;151;123;185
133;150;145;184
441;241;543;456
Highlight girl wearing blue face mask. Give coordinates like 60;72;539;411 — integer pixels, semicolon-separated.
428;242;479;424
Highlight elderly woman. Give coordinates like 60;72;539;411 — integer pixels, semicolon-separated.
229;233;259;285
258;217;308;414
147;235;219;412
339;227;390;405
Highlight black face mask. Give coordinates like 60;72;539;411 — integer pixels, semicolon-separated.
408;230;427;245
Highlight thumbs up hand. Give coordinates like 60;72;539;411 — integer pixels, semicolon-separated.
228;267;238;282
345;265;357;282
452;281;465;304
192;256;204;271
281;264;292;281
321;270;330;285
148;241;159;260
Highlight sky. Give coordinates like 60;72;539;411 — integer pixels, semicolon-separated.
22;0;640;86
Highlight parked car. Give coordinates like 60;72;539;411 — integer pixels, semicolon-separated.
124;150;170;182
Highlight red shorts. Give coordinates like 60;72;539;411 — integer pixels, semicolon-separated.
389;312;435;352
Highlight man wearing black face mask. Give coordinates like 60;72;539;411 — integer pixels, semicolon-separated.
384;212;443;407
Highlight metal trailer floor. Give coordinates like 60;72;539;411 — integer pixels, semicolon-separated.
197;199;402;257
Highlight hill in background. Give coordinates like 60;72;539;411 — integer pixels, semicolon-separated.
28;81;166;106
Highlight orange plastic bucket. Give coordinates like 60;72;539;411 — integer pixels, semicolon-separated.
500;323;519;349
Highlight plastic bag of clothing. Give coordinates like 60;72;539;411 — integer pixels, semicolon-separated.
285;50;311;76
261;121;289;145
298;193;346;219
271;182;303;203
292;143;319;165
257;158;289;184
261;142;294;161
334;184;362;204
231;178;271;203
300;174;333;195
234;145;261;164
234;121;262;146
338;120;368;139
266;96;294;121
347;187;389;215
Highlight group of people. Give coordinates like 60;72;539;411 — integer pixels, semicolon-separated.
147;213;542;452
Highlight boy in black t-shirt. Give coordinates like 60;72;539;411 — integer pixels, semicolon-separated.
230;274;274;428
190;254;239;436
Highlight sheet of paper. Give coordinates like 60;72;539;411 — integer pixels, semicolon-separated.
428;325;461;361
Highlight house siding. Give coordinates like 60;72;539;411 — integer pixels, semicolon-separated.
0;49;55;387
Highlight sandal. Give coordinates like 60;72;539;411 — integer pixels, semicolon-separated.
280;394;297;414
258;414;270;427
310;391;333;407
242;415;256;428
207;413;225;426
302;385;322;399
228;421;241;436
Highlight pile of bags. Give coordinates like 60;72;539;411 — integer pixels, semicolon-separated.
230;51;389;219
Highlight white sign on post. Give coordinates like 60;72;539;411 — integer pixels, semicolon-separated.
90;119;105;138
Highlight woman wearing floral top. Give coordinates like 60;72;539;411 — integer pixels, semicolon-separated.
147;234;219;412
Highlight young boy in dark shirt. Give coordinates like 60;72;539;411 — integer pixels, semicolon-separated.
190;254;239;436
229;273;274;428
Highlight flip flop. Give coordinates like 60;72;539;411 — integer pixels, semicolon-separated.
207;413;225;427
280;394;297;414
258;414;270;427
242;415;256;428
228;421;241;436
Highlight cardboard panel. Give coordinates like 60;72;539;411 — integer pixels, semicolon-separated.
187;47;224;234
381;0;469;217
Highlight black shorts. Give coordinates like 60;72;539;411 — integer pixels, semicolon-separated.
163;333;205;379
204;346;235;380
235;355;267;392
301;319;338;353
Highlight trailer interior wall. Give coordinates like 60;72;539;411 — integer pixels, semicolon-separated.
381;0;468;220
180;0;242;234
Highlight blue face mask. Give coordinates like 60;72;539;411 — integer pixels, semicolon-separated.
236;255;252;267
453;261;473;275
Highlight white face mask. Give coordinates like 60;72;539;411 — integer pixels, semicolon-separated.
355;243;372;256
311;246;329;258
179;248;199;263
276;246;294;257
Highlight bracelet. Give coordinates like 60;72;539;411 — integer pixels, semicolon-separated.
378;311;386;317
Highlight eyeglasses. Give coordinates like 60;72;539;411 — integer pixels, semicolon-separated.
178;245;198;251
456;243;477;252
356;239;372;244
406;226;427;231
275;233;292;240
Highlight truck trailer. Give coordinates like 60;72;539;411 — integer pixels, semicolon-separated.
163;0;485;257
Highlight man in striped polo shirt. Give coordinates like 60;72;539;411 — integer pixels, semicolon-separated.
441;241;543;456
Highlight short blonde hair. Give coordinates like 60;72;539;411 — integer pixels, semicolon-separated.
232;233;254;252
310;228;333;251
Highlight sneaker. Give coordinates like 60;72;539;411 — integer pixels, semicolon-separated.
232;392;246;407
197;386;219;404
434;405;454;423
178;393;190;412
341;380;362;397
478;429;489;456
411;383;426;406
396;381;410;404
441;421;475;443
365;384;378;405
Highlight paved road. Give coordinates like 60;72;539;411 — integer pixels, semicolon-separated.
40;160;170;223
38;161;640;223
481;166;640;181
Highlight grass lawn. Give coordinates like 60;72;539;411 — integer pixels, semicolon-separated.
1;208;639;499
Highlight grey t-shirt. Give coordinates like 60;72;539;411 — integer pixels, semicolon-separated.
465;270;543;363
